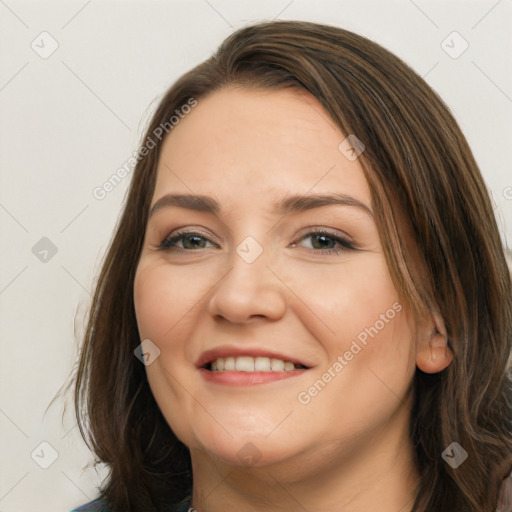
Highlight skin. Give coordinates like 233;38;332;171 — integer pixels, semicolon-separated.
133;86;453;512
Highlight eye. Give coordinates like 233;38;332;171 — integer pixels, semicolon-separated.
158;228;355;255
291;229;356;256
159;230;218;251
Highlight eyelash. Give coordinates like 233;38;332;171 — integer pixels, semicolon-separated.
158;228;356;256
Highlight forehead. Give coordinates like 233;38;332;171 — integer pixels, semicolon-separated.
153;86;371;209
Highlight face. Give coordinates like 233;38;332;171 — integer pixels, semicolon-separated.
133;86;419;471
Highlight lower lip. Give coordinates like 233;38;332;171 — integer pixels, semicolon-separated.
198;368;308;386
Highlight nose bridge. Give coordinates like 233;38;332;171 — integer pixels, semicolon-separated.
235;234;266;266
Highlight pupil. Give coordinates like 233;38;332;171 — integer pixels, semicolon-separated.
184;235;204;249
314;234;333;249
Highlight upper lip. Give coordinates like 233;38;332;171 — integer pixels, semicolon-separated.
196;345;312;369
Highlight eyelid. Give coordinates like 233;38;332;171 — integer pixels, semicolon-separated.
290;228;356;254
159;227;219;251
291;226;353;244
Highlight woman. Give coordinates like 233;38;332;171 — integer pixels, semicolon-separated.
70;20;512;512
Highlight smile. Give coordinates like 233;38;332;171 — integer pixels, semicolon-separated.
209;356;307;372
197;346;311;385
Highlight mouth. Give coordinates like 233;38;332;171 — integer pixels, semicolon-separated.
196;347;312;385
205;355;308;372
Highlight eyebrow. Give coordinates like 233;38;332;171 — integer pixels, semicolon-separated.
148;192;374;219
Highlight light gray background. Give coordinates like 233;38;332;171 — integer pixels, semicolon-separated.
1;0;511;511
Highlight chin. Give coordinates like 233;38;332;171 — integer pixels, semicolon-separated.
191;423;301;468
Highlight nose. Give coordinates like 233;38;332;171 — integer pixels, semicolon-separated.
207;245;287;324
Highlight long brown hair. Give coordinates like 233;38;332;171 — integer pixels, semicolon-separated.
74;20;512;511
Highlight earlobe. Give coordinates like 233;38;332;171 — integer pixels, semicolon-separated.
415;313;454;374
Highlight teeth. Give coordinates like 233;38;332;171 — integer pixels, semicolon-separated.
209;356;303;372
235;356;254;372
255;357;270;371
270;358;284;371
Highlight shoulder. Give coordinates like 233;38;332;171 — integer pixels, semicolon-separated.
69;498;110;511
69;498;192;512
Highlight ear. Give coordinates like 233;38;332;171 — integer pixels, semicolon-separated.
415;312;453;374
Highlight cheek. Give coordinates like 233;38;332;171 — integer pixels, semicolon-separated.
291;255;405;347
133;260;206;340
133;262;197;389
133;261;203;445
290;255;415;411
134;263;167;339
